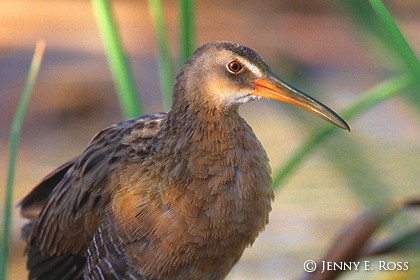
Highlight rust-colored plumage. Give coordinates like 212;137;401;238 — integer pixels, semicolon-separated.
20;41;349;280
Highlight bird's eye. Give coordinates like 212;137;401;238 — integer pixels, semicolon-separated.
227;61;243;73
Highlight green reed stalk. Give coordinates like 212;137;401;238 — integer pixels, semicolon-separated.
92;0;143;118
0;41;46;280
369;0;420;82
180;0;196;62
273;0;419;191
272;75;414;190
148;0;174;110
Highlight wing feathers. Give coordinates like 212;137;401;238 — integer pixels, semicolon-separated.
20;113;167;279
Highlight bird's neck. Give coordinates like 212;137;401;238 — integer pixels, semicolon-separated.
150;78;259;184
160;74;238;137
151;98;257;188
163;91;244;149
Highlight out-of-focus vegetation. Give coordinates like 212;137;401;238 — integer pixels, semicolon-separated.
92;0;143;118
1;41;46;280
1;0;418;279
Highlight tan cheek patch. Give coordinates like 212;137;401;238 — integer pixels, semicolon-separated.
205;76;245;105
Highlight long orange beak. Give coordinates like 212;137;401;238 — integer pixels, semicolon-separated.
252;75;350;131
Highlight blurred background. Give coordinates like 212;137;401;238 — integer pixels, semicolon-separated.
1;0;419;279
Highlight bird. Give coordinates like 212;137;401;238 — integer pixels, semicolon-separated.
20;41;349;280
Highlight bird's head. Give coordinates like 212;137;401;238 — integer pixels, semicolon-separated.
175;41;349;130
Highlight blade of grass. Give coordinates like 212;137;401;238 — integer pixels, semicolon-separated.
0;40;46;280
91;0;142;118
148;0;174;111
369;0;420;82
332;0;420;111
272;75;415;190
338;1;397;58
338;1;420;110
180;0;196;62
